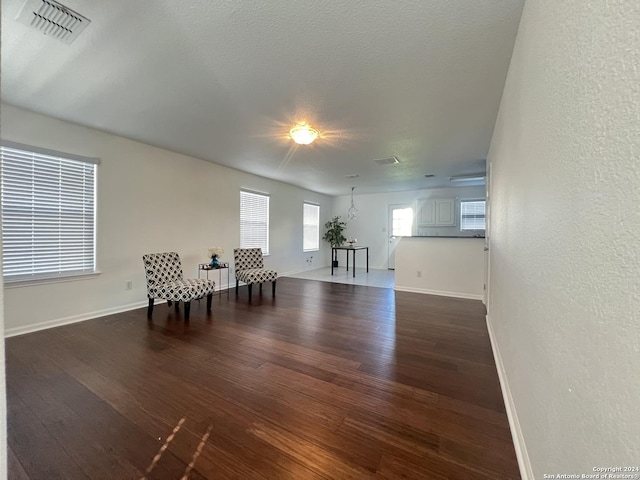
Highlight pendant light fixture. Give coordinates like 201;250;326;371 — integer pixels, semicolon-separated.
347;186;358;220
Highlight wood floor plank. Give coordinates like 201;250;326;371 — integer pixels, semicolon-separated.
6;277;520;479
7;387;89;480
376;451;493;480
8;447;31;480
249;421;378;479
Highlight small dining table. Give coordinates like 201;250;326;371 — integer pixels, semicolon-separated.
331;246;369;278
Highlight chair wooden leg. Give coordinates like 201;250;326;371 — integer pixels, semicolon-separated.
206;293;213;313
147;298;154;317
167;300;172;307
248;284;252;301
259;283;263;295
174;301;180;312
236;279;239;294
272;280;276;296
184;301;191;321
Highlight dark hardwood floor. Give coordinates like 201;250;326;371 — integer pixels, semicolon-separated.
6;277;520;479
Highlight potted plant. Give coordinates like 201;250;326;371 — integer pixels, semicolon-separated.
323;216;347;267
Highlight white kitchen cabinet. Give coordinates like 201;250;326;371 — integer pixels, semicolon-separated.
416;198;456;227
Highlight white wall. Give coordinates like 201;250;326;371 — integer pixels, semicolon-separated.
0;244;6;478
1;104;332;336
487;0;640;477
395;237;485;299
332;186;485;269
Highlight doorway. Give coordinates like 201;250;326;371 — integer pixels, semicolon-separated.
388;204;413;269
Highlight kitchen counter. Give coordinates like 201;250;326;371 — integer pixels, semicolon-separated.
394;237;485;300
406;235;485;239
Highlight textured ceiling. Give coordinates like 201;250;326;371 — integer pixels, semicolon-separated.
1;0;524;195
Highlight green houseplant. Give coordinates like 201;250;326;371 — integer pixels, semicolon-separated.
323;216;347;267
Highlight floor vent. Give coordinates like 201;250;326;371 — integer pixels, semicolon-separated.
373;156;399;166
16;0;90;44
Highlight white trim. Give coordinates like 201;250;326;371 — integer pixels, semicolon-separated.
393;285;483;300
486;313;534;480
4;271;102;288
240;187;270;197
4;299;162;338
279;268;306;277
1;139;100;164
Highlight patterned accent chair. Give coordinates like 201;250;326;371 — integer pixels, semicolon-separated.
142;252;215;321
234;248;277;301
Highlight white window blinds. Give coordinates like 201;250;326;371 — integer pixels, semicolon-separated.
303;203;320;251
1;142;98;282
460;200;486;231
240;190;269;254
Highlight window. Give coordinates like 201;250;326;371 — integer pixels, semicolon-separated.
303;203;320;251
1;141;98;283
392;207;414;236
460;200;486;231
240;190;270;254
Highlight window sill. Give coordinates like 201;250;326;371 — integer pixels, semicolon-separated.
4;271;102;289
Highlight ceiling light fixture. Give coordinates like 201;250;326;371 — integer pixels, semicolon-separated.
347;186;358;221
373;156;399;165
289;123;319;145
449;174;486;185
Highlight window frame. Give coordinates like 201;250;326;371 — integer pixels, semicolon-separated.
302;202;320;252
1;140;100;286
239;189;270;255
459;198;486;232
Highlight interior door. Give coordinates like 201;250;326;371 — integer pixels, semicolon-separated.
388;204;414;270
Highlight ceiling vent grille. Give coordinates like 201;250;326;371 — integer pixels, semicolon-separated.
16;0;90;44
373;156;399;166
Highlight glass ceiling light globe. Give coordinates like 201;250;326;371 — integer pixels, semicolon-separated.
347;205;358;221
290;123;319;145
347;186;358;220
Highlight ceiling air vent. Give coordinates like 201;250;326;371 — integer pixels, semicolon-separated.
16;0;90;44
373;156;399;166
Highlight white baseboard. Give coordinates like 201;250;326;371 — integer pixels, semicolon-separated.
4;283;239;338
279;265;335;277
4;299;159;338
486;313;534;480
393;285;483;301
279;268;307;277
